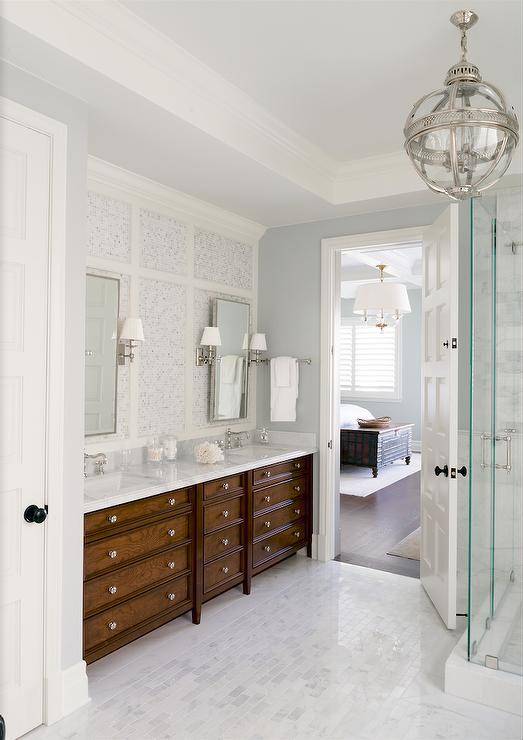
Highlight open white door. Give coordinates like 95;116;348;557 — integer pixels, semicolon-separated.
0;115;50;737
421;205;460;629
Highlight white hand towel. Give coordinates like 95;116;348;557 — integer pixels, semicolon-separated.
270;357;299;422
218;356;244;418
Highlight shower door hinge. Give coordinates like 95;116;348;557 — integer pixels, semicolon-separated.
451;337;458;349
327;440;333;450
485;655;499;670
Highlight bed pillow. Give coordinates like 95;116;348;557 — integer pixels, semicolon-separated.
340;403;374;426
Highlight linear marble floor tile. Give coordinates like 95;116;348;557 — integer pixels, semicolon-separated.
27;558;521;740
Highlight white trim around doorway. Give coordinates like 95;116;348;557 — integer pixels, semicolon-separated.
318;226;429;562
0;97;87;726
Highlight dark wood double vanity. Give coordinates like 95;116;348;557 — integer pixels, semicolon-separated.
83;454;313;663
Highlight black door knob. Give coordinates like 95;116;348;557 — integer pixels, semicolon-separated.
434;465;449;477
457;466;467;477
24;504;48;524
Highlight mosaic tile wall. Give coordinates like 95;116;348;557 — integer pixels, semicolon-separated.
138;278;186;437
87;191;131;262
194;227;253;290
86;188;257;446
139;208;188;275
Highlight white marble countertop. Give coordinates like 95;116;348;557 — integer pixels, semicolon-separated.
84;444;317;513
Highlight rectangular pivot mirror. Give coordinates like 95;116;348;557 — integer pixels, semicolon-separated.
210;299;250;421
85;273;119;436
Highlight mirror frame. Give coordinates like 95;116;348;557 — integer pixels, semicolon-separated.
85;270;121;438
209;298;250;422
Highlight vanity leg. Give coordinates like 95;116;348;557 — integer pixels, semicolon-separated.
372;466;378;478
192;606;201;625
243;577;251;596
306;539;312;558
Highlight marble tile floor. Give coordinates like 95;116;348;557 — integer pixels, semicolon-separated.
27;558;522;740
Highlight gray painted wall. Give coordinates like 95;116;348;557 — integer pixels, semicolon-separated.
340;289;422;441
256;203;447;440
0;62;88;670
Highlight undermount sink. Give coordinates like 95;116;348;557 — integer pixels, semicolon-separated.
225;444;287;459
84;471;153;497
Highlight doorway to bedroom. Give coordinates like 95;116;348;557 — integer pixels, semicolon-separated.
336;242;422;578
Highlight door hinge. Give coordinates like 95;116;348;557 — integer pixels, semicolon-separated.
327;440;333;449
451;337;457;349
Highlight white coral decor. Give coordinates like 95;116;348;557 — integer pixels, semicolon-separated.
194;441;224;464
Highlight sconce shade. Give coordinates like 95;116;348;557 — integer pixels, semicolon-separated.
250;333;267;351
200;326;222;346
119;317;145;342
353;283;411;315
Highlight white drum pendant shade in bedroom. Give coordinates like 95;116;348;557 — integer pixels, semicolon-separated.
353;265;411;330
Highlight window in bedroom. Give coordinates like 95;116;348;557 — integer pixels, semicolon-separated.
339;317;402;401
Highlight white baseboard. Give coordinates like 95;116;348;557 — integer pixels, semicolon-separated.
45;660;90;725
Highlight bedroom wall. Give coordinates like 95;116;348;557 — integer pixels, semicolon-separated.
340;289;422;444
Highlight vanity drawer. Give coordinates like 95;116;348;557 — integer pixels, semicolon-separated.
203;551;243;593
84;544;190;616
253;476;306;514
253;497;306;540
253;522;306;566
85;487;192;537
204;494;243;534
204;524;242;562
84;575;189;653
84;514;190;578
253;457;307;486
203;474;244;500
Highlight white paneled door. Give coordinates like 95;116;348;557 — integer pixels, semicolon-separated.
0;116;50;737
421;205;460;629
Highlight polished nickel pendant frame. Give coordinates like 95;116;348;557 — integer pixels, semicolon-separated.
404;10;519;200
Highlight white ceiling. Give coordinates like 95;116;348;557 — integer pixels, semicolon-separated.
123;0;523;160
341;244;422;298
1;1;521;227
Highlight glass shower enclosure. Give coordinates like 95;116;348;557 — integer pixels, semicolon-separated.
468;186;522;675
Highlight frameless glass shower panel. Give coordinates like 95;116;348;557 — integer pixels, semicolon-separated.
468;187;523;677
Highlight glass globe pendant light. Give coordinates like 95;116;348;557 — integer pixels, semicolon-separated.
404;10;519;200
353;265;411;331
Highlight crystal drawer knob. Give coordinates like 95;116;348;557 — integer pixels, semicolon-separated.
167;561;176;569
264;545;271;552
222;566;229;574
264;471;271;477
222;482;229;490
264;521;271;528
167;529;176;537
263;495;271;502
294;508;301;515
108;621;117;630
167;593;176;601
294;462;301;469
294;531;301;538
107;514;118;524
108;585;117;595
222;510;229;518
221;538;229;546
108;550;117;559
168;498;176;506
294;485;301;492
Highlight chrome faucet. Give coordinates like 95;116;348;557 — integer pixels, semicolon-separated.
84;452;108;477
224;428;249;449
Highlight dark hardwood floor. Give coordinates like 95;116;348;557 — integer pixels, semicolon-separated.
335;471;420;578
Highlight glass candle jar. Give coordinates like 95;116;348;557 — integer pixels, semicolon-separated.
146;437;163;464
162;435;177;462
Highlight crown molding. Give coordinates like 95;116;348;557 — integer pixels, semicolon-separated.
88;156;267;243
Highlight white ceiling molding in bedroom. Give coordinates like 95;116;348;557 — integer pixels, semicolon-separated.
1;1;521;224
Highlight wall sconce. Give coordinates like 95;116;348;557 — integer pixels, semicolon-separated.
118;317;145;365
196;326;221;366
249;333;267;364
